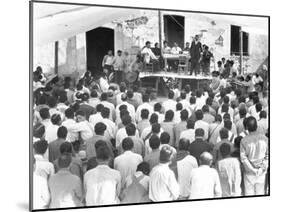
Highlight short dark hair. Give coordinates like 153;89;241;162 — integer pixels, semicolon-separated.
57;126;67;139
221;104;229;113
255;103;263;112
246;116;258;132
94;140;107;151
151;123;161;134
47;96;57;108
82;93;90;102
101;107;110;119
165;110;174;121
95;122;107;135
141;109;149;119
59;142;73;154
187;119;195;129
154;103;162;112
223;95;230;105
178;138;190;151
224;119;232;131
195;128;205;137
219;127;229;139
58;154;72;168
96;104;104;113
190;96;196;104
51;114;61;125
65;107;74;119
260;110;267;119
33;123;45;139
122;137;134;151
150;113;159;124
125;123;136;136
215;114;222;122
160;132;170;144
100;92;108;101
149;134;161;149
202;105;209;113
180;109;189;121
168;90;174;99
220;143;231;158
75;110;86;117
234;136;242;149
159;145;173;163
180;92;186;99
195;110;203;120
33;139;48;155
91;89;98;98
239;108;247;118
137;162;150;175
142;94;150;102
121;114;132;126
176;103;183;111
96;145;110;161
39;108;50;120
127;89;134;99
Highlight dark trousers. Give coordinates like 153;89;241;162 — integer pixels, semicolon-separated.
190;60;200;75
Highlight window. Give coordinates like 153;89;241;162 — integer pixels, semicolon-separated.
230;25;249;56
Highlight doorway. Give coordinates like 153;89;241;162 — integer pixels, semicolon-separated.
163;15;185;49
86;27;114;75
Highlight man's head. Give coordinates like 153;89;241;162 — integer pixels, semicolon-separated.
176;102;183;111
39;108;50;120
122;137;134;151
57;126;68;139
219;143;231;159
47;96;57;108
150;113;159;124
96;145;110;162
180;109;189;121
224;119;232;131
154;103;162;112
165;110;174;122
33;139;48;155
108;50;113;56
117;50;122;56
121;114;132;126
58;153;72;169
65;107;74;119
260;111;267;119
127;89;134;99
199;152;213;166
95;122;107;136
51;114;62;126
185;42;190;48
160;132;170;145
178;138;190;151
142;93;150;103
75;110;86;122
195;128;205;139
246;116;258;132
33;123;45;139
173;42;178;47
59;142;73;154
202;105;209;113
151;123;161;134
168;90;174;99
159;145;173;163
145;41;151;48
100;92;108;101
219;127;229;140
190;96;196;105
187;119;195;129
195;35;199;41
239;107;247;118
137;162;150;176
125;123;136;136
255;103;263;113
195;110;203;121
141;109;149;120
149;134;161;150
101;107;110;119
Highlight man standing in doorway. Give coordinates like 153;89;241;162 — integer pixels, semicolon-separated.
190;35;203;76
113;50;125;84
102;50;115;80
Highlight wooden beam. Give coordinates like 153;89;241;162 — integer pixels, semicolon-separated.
158;10;162;50
54;41;59;74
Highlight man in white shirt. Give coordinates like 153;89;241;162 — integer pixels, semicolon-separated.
189;152;222;199
67;110;94;141
149;145;179;201
39;108;51;129
194;110;209;141
162;90;177;113
89;104;104;127
88;90;100;108
180;119;196;143
114;138;143;188
135;94;153;123
171;42;182;54
33;157;50;210
45;114;61;143
116;93;136;123
141;41;158;62
61;108;79;142
34;140;55;180
101;107;117;141
257;111;268;135
84;145;121;205
100;92;116;121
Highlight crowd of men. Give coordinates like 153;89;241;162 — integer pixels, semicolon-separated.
32;64;269;209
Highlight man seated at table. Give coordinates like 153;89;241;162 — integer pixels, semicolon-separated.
170;42;182;71
141;41;160;72
163;40;171;54
183;42;190;52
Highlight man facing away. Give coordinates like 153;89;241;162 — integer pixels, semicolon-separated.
149;145;179;201
84;145;121;205
217;143;242;197
189;152;222;199
240;116;268;195
48;154;83;208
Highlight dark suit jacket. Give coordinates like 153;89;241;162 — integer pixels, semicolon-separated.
189;138;213;164
190;41;202;60
49;138;66;163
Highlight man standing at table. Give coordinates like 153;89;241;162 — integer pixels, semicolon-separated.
190;35;203;76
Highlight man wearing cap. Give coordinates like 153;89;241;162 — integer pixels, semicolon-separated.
149;145;179;202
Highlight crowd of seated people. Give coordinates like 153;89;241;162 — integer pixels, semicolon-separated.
32;65;269;209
